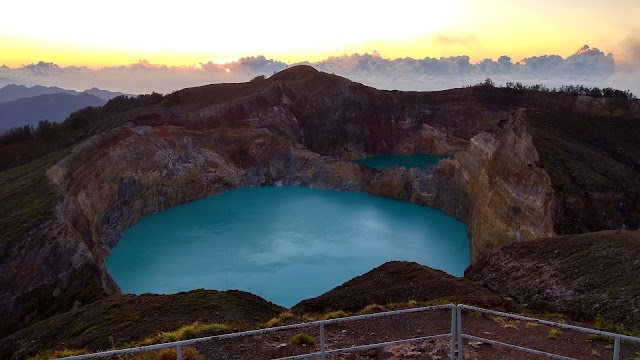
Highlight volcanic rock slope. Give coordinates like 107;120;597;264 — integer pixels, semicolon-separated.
466;230;640;330
0;65;639;337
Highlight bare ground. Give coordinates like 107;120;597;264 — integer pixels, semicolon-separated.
193;308;640;360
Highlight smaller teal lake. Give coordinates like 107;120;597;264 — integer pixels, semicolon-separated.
106;186;469;308
353;153;449;170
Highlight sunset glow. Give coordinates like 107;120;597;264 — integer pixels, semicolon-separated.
2;0;638;68
0;0;638;95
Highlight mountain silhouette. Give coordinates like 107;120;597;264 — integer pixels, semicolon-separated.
82;87;130;100
0;84;80;103
0;84;130;103
0;93;107;129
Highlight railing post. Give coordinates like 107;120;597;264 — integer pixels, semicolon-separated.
613;336;620;360
456;305;463;360
320;323;326;360
176;345;182;360
450;305;457;360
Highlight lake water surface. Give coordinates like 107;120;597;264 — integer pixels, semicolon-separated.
353;153;449;170
106;186;469;308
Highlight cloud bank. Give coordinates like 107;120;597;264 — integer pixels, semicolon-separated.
1;45;637;95
0;56;288;94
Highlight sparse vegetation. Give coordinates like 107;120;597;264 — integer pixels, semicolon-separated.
594;316;630;335
1;289;283;359
250;75;267;82
301;310;351;322
357;298;453;315
28;349;91;360
547;328;563;340
489;316;520;330
0;149;68;246
290;333;316;345
139;322;232;345
359;304;385;314
264;312;294;328
532;312;566;321
320;310;349;320
302;313;321;322
584;316;638;343
0;92;164;170
586;333;612;343
470;79;637;100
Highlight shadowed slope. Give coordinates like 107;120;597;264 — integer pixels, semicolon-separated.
466;230;640;331
292;261;505;314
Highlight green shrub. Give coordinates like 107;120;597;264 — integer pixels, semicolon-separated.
594;316;628;335
290;333;316;345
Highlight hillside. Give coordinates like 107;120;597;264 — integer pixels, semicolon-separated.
526;111;640;233
292;261;506;314
0;93;106;128
466;230;640;331
0;65;639;345
0;289;284;359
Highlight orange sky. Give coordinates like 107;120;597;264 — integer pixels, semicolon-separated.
1;0;638;68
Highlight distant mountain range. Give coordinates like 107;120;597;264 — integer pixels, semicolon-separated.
0;84;131;103
0;84;132;131
0;93;107;129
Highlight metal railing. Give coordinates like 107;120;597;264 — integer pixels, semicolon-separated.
456;304;640;360
54;303;640;360
56;304;457;360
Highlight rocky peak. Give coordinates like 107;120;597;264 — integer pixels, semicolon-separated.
270;65;320;81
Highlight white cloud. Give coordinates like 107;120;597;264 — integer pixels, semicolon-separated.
0;45;636;95
305;45;619;91
0;57;287;94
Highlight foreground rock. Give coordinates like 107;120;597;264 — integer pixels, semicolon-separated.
292;261;506;314
0;289;284;360
466;230;640;331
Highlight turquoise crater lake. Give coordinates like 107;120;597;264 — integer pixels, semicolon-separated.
353;153;450;170
106;186;470;308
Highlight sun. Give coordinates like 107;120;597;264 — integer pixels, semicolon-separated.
225;68;231;73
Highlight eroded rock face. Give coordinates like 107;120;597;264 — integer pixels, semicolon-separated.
1;66;638;336
48;124;371;261
378;110;556;261
450;110;555;260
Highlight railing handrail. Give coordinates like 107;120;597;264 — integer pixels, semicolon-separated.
456;304;640;360
459;304;640;343
52;303;640;360
55;304;455;360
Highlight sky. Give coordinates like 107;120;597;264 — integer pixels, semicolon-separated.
1;0;639;94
